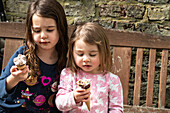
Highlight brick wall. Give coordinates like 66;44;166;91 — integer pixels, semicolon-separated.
2;0;170;36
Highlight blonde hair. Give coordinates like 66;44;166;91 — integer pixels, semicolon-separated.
67;22;112;73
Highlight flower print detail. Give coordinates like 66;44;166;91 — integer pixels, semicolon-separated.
33;95;46;106
41;76;51;86
21;88;33;100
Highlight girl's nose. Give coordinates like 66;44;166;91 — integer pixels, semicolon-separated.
83;56;90;62
41;31;47;39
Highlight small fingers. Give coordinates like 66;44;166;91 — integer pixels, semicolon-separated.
21;66;29;73
10;66;18;73
74;89;91;103
82;93;91;102
10;65;29;81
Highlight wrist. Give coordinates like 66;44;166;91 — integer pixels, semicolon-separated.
6;74;19;91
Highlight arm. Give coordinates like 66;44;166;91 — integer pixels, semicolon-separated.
108;73;124;113
0;46;27;97
55;68;79;111
6;65;29;91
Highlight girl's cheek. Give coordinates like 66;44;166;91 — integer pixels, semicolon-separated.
75;57;82;65
33;35;40;41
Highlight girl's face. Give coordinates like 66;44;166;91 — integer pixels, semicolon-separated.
31;14;59;51
73;39;100;74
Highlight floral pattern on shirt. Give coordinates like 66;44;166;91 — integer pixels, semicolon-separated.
56;68;123;113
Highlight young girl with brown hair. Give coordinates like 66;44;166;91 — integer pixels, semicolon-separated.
0;0;68;112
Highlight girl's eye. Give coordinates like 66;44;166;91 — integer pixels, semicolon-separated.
78;54;84;56
90;54;96;57
77;53;83;56
33;29;41;33
47;29;54;32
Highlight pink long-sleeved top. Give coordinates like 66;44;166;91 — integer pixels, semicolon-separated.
56;68;123;113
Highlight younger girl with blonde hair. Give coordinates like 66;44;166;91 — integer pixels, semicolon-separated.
56;22;123;113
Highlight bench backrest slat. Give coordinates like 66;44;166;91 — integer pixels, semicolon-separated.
2;38;24;69
133;48;143;106
0;22;25;38
158;50;168;108
146;49;156;107
112;47;131;105
106;29;170;49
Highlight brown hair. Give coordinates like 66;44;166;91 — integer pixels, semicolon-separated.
25;0;68;76
67;22;112;73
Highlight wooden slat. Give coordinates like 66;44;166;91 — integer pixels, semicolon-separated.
146;49;156;107
124;105;170;113
0;22;25;38
112;47;131;105
0;22;76;39
158;50;168;108
133;48;143;105
106;29;170;49
2;39;24;69
1;22;170;49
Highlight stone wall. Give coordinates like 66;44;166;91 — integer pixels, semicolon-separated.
2;0;170;36
1;0;170;108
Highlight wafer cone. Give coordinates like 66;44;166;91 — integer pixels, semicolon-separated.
85;87;90;111
17;64;26;70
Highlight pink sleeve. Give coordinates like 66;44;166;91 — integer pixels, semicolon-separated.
108;74;124;113
55;68;81;112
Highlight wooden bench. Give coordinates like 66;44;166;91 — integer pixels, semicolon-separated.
0;22;170;113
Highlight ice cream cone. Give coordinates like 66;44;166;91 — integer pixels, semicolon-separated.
13;54;26;70
85;87;90;111
77;79;91;111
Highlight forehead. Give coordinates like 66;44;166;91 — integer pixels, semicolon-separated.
74;39;98;51
32;13;56;27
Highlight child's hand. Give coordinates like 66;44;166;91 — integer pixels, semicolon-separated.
10;65;29;82
6;65;30;92
73;87;91;103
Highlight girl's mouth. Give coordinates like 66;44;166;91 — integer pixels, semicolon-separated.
40;42;50;44
83;65;91;68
